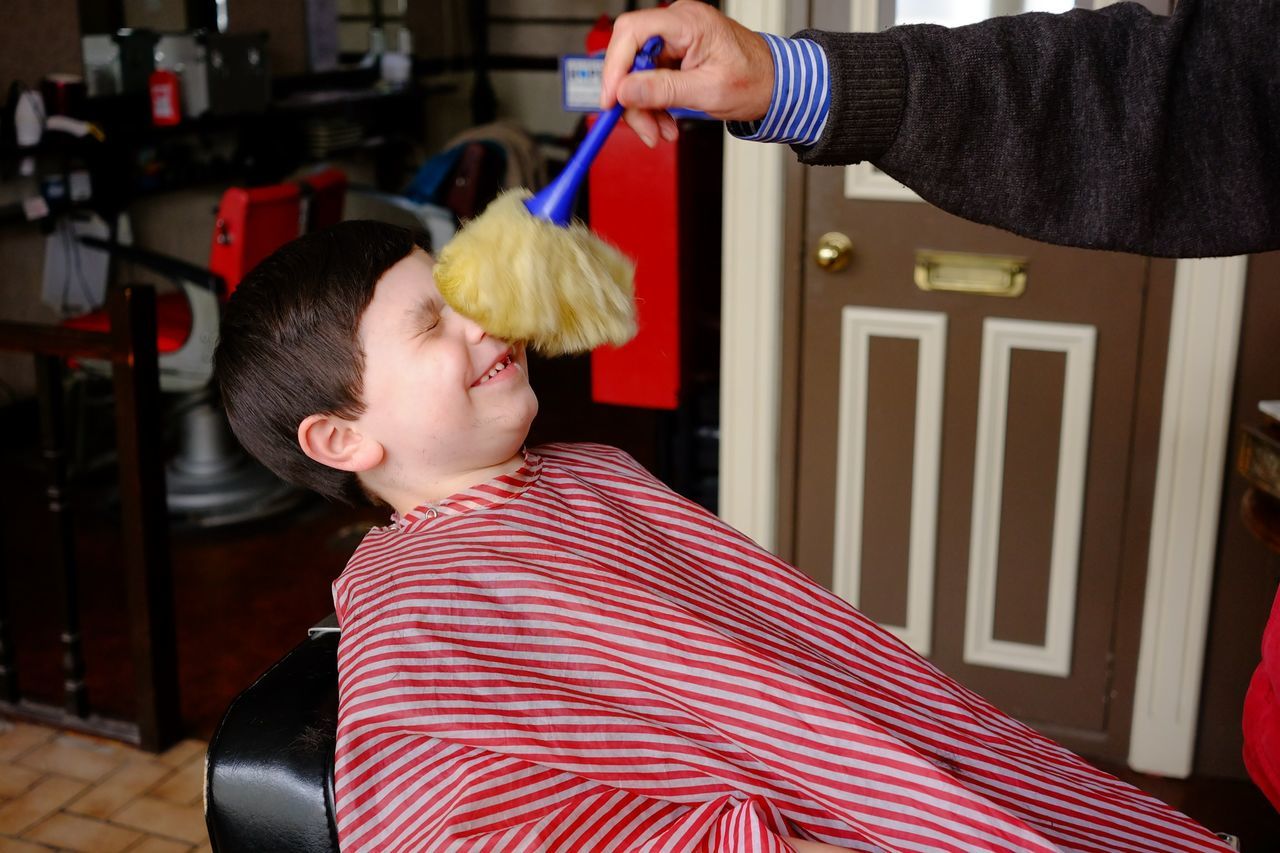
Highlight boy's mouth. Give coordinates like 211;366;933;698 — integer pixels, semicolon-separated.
472;350;515;387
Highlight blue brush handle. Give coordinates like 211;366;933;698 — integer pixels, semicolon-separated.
527;36;698;226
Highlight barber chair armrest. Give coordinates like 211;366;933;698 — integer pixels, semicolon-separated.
79;235;226;295
205;627;341;853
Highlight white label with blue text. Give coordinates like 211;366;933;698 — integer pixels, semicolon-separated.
561;55;604;112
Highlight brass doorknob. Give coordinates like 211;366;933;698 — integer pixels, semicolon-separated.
815;232;853;272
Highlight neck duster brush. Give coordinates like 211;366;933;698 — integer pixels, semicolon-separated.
433;38;670;356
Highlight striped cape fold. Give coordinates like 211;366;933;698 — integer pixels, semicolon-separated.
332;443;1230;853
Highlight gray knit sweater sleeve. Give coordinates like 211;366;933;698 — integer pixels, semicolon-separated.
794;0;1280;258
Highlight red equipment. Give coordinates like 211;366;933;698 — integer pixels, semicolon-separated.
299;167;349;233
209;184;304;300
587;118;722;410
585;18;721;411
149;70;182;127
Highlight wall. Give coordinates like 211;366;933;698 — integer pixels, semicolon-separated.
227;0;309;77
123;0;188;31
406;0;470;61
0;0;82;94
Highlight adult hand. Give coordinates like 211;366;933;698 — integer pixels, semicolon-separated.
599;0;774;147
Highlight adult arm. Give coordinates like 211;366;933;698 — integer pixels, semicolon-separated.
800;0;1280;257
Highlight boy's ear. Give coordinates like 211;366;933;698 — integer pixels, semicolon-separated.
297;413;384;473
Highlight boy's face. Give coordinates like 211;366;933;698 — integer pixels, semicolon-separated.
352;249;538;499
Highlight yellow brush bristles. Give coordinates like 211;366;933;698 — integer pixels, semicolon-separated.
433;189;637;356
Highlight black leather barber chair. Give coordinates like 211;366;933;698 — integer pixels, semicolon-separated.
204;616;341;853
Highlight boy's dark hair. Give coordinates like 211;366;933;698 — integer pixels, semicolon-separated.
214;220;431;505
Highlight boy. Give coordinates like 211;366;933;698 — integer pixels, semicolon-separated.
215;221;1229;852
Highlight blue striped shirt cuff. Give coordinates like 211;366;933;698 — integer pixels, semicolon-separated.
727;34;830;147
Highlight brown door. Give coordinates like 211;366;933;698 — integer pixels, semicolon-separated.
791;0;1169;759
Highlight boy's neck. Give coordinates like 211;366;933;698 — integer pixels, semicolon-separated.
381;450;528;518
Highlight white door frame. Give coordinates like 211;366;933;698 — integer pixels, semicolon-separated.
718;1;789;556
1127;258;1246;777
718;0;1247;777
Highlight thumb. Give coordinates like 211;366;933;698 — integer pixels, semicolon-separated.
617;68;705;112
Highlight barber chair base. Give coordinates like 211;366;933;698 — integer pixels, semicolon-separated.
166;461;302;527
165;395;304;527
205;628;341;853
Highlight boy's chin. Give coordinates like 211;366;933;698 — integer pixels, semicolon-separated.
483;399;536;458
512;407;537;451
512;389;538;432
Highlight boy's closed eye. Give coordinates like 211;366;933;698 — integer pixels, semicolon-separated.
409;297;444;338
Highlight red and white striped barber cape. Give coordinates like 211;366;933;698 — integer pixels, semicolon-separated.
331;443;1229;853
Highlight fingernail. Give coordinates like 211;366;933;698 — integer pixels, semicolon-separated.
639;130;656;148
660;122;678;142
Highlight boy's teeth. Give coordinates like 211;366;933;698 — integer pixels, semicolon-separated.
480;357;509;384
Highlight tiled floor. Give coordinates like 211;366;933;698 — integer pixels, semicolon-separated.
0;720;208;853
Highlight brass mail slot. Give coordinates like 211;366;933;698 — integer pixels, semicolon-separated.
914;250;1027;297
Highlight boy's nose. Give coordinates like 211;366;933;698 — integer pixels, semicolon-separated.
452;308;488;343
